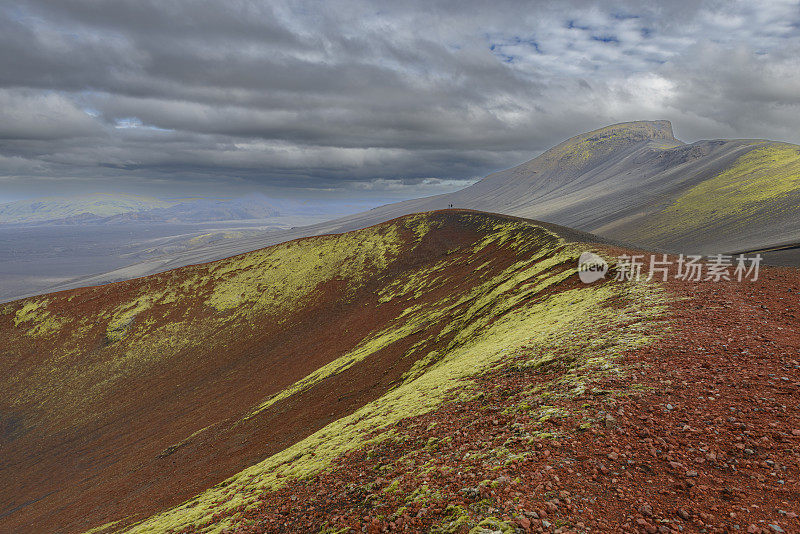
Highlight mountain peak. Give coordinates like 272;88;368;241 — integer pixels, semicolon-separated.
590;119;674;140
547;119;676;158
499;119;677;177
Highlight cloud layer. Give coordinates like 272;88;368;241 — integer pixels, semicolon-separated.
1;0;799;199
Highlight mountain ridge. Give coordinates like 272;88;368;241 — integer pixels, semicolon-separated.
0;193;176;225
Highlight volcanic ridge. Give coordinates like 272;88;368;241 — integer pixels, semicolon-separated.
1;209;799;534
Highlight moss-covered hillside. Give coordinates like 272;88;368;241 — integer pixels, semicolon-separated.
0;210;667;534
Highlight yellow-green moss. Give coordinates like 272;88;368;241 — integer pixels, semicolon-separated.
431;504;471;533
205;223;403;313
468;517;515;534
12;298;66;337
3;219;410;431
84;519;124;534
13;299;48;326
635;143;800;242
378;258;451;303
244;312;447;420
543;121;678;170
106;296;161;343
404;213;444;241
244;224;567;423
3;213;670;534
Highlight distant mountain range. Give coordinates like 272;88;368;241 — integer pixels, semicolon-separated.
0;193;281;225
0;193;175;224
95;196;280;223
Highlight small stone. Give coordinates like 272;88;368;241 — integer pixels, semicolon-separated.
636;518;657;534
769;525;785;533
639;504;653;517
666;404;674;411
607;452;619;461
686;470;698;477
678;508;691;520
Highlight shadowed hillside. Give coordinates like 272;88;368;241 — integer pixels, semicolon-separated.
32;120;800;302
1;210;659;533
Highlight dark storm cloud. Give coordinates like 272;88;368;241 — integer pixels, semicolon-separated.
1;0;799;199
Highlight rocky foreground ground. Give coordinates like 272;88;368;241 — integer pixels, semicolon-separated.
189;268;800;534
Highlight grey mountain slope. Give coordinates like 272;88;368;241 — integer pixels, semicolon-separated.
11;119;800;301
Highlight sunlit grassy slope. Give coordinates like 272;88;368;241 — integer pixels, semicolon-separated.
626;143;800;248
0;210;669;534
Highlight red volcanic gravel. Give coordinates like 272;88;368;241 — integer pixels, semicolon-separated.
186;267;800;534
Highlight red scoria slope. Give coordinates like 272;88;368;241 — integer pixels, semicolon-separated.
180;267;800;534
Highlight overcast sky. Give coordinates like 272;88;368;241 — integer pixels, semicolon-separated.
1;0;799;202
